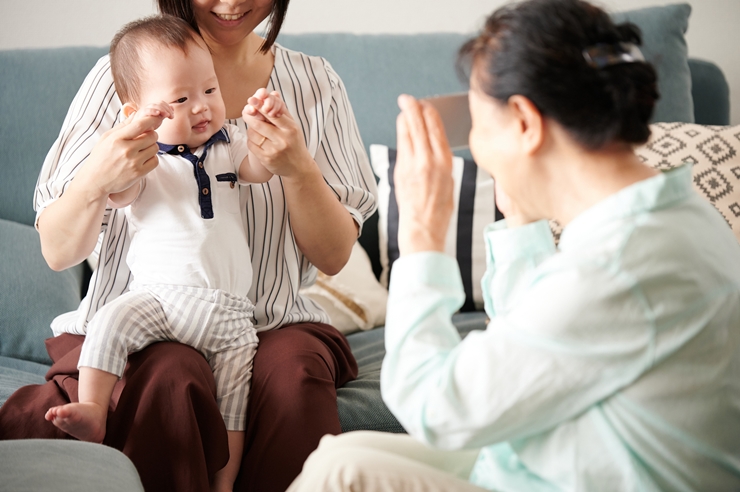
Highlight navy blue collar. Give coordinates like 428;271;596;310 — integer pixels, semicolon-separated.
155;127;231;220
157;127;230;155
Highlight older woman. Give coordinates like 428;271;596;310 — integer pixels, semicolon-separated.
287;0;740;490
0;1;377;491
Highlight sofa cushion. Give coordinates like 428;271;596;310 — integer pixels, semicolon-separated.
612;3;694;123
635;123;740;243
300;241;388;335
338;311;488;433
0;219;85;364
0;439;144;492
370;144;496;312
0;358;47;408
689;59;730;126
0;47;108;227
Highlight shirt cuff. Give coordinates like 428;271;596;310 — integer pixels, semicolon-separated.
484;219;556;264
343;204;364;237
33;199;58;231
388;251;463;294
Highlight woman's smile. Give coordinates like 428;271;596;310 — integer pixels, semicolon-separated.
212;10;250;25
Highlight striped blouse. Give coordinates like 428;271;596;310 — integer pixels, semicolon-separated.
34;44;378;336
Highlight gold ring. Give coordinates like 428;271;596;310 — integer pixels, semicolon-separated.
257;135;267;148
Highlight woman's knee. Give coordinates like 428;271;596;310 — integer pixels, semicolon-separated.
126;341;216;394
293;434;372;488
316;431;388;452
253;329;338;391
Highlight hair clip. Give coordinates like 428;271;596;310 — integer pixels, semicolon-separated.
582;42;645;69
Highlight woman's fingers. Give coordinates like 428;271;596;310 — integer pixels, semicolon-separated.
244;116;281;142
396;95;452;175
397;94;432;157
396;112;412;163
420;101;452;163
142;149;160;171
243;104;268;123
393;95;455;255
81;113;163;196
117;112;163;140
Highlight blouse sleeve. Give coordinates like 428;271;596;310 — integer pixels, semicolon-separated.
381;222;655;451
33;55;121;231
314;60;378;234
32;55;132;335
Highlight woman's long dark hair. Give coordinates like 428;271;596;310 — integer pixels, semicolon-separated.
157;0;290;53
458;0;659;149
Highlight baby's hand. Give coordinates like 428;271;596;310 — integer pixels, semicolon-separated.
130;101;174;131
242;89;288;122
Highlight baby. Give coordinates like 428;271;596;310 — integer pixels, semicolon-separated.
43;15;287;492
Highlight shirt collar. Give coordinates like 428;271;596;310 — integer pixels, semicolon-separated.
559;164;694;248
157;127;230;155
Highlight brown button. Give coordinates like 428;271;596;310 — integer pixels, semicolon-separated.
230;182;235;189
202;188;209;195
177;145;185;152
198;162;204;168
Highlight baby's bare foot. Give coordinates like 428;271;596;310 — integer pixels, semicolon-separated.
45;402;107;443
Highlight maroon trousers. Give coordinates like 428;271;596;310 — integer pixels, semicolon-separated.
0;322;357;492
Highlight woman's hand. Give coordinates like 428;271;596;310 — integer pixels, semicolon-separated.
242;88;314;181
242;88;357;275
74;109;164;199
493;180;532;228
394;94;455;256
37;111;164;271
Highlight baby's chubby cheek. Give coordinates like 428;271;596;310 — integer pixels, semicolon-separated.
155;118;188;146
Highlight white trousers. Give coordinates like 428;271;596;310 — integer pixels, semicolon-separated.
78;284;258;431
287;431;488;492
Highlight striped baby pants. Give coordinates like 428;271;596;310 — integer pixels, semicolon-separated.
78;284;258;431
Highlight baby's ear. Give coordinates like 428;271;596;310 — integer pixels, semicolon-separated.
122;102;138;119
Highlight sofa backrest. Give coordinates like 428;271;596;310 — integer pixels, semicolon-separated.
1;47;108;227
0;31;730;229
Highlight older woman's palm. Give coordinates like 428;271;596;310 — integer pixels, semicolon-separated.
393;95;455;256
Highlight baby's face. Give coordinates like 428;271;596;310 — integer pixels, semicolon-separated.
137;39;226;148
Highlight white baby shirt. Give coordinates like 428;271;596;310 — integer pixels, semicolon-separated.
126;124;252;298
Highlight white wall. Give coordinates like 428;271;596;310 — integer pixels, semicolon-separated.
1;0;738;124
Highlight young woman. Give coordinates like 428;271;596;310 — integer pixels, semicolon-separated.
287;0;740;490
0;1;377;491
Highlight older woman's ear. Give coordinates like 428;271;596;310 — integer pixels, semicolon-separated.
507;95;544;156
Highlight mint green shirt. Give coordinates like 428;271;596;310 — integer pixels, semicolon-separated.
381;166;740;491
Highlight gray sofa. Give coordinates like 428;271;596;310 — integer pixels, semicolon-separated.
0;3;731;489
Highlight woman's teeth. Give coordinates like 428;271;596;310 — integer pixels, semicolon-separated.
216;13;246;21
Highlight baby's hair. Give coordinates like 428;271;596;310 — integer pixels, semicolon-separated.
458;0;659;149
110;14;202;104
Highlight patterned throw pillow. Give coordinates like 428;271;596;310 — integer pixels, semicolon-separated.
635;122;740;243
370;144;499;312
548;123;740;244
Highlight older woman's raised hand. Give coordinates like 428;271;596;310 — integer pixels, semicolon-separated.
394;94;455;256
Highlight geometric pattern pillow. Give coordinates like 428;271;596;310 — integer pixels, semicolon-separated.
635;122;740;243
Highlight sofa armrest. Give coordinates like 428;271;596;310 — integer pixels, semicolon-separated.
0;440;144;492
689;58;730;126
